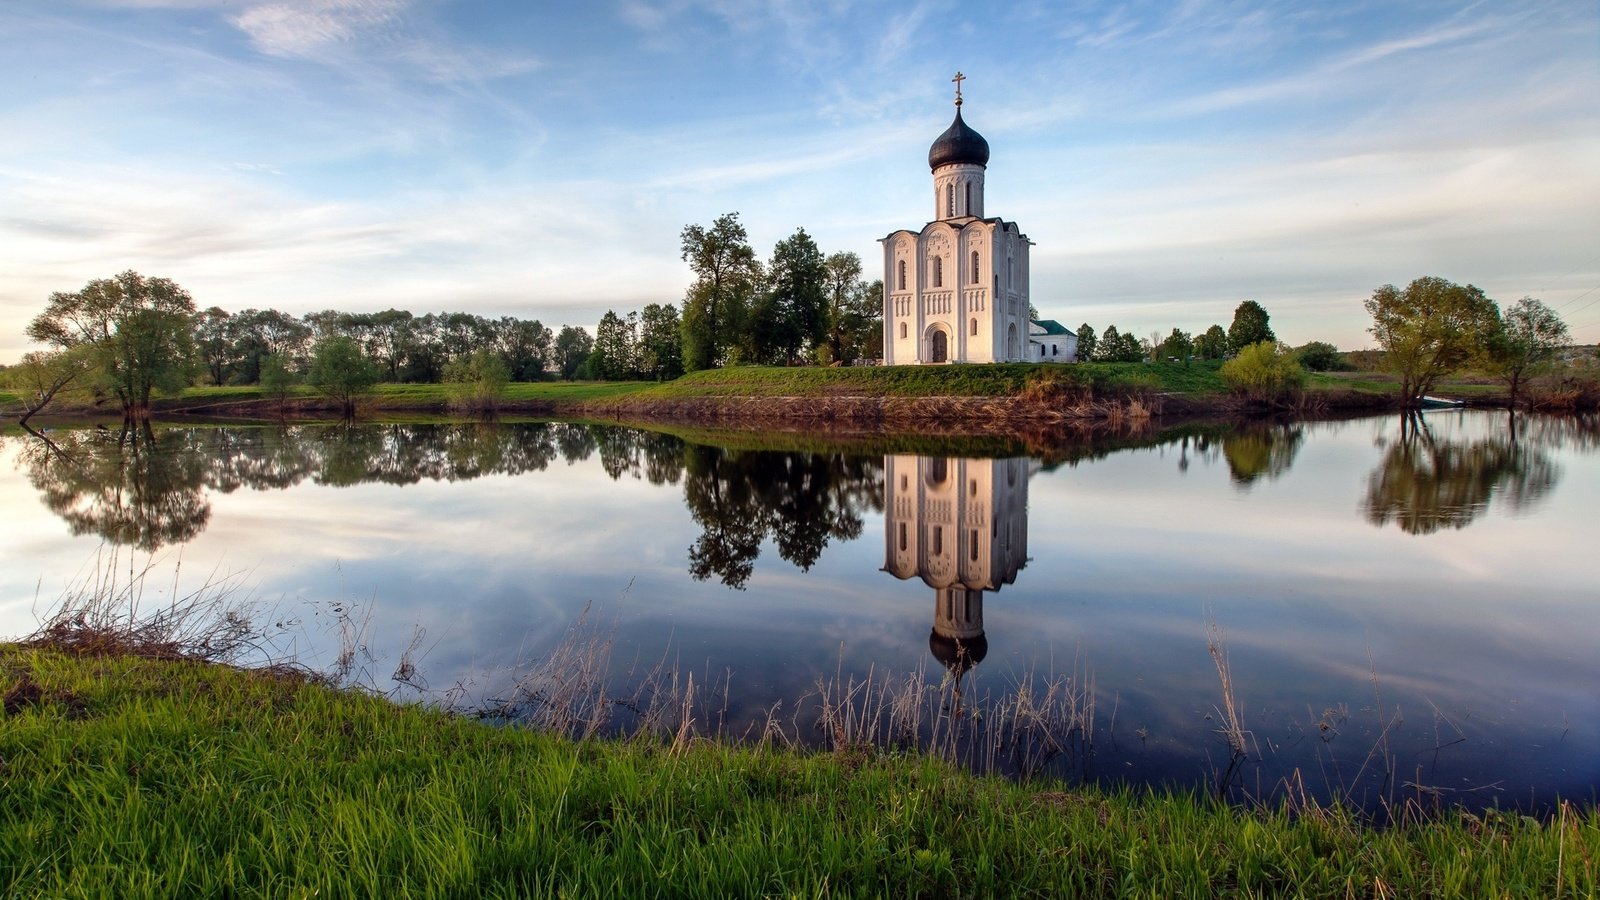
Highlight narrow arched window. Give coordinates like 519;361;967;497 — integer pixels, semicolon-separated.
946;183;954;217
899;322;907;339
964;182;972;215
897;259;906;291
971;250;979;282
970;317;978;336
933;256;943;288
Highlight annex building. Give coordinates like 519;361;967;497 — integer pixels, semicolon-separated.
881;74;1076;365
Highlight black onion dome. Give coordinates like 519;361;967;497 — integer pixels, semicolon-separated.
928;108;990;170
928;629;988;674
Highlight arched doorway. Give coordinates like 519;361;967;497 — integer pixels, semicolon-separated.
930;329;949;363
1006;323;1018;360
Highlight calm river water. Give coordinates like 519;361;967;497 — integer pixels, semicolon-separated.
2;411;1595;813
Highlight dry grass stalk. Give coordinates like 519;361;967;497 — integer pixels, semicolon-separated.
23;548;276;668
1204;611;1250;757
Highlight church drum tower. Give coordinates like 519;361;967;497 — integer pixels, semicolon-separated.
882;74;1033;366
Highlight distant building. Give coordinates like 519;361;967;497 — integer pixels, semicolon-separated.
882;455;1032;674
1029;319;1078;363
881;74;1036;365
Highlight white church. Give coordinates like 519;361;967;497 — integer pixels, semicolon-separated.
881;74;1077;366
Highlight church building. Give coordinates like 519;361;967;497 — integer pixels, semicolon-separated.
881;74;1043;365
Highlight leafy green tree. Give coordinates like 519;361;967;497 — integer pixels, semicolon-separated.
1195;324;1229;360
554;326;593;381
1074;323;1098;361
1219;341;1305;403
13;348;96;426
589;310;638;381
749;228;828;365
856;279;885;361
821;252;880;365
368;309;417;381
1093;325;1123;362
1227;301;1276;353
494;316;552;381
1294;341;1346;372
1093;326;1144;362
26;271;199;419
680;213;760;371
228;308;312;383
444;349;510;416
1482;297;1571;408
195;307;235;386
638;303;684;380
1364;276;1499;405
306;336;379;418
1161;328;1193;364
259;353;297;413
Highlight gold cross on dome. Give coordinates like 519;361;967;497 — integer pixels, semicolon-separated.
952;71;965;106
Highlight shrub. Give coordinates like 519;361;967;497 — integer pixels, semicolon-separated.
259;354;296;412
1220;341;1305;403
1295;341;1350;372
444;350;510;417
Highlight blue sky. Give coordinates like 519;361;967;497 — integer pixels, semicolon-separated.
2;0;1597;360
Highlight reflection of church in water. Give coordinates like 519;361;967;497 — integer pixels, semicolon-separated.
883;456;1032;674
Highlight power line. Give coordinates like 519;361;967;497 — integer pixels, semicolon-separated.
1557;292;1600;320
1551;283;1599;311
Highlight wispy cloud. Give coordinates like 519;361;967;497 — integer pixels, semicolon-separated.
226;0;539;84
1162;18;1498;117
231;0;405;60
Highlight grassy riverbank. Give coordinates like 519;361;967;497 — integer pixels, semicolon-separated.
12;361;1544;424
139;361;1388;422
2;645;1591;898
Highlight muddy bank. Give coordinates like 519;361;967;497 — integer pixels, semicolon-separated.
564;388;1397;429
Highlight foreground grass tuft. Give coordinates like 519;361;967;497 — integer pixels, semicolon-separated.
2;647;1592;898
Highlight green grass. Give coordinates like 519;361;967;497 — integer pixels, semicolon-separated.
631;361;1229;400
3;646;1591;898
1309;370;1509;398
171;380;655;409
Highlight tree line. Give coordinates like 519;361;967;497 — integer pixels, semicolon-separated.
1071;300;1285;365
675;212;882;371
10;271;612;419
10;259;1583;422
12;212;883;419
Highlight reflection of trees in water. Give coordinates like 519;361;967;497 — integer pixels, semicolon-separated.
683;446;884;589
1364;413;1561;535
21;423;210;551
16;423;640;549
16;422;880;580
1221;423;1304;486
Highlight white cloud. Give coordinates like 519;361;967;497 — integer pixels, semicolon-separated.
231;0;405;60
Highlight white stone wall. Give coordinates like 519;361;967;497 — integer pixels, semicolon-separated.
932;163;985;220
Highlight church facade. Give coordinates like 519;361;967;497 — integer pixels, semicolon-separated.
881;76;1036;365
